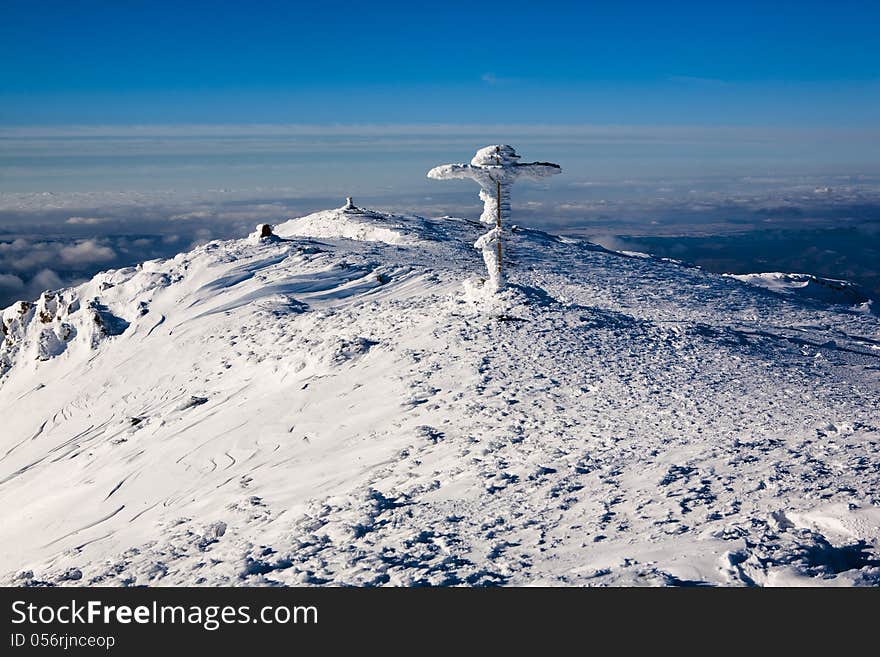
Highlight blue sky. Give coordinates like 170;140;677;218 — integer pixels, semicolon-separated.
1;2;880;308
2;0;879;125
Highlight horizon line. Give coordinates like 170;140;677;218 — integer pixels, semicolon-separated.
3;123;880;140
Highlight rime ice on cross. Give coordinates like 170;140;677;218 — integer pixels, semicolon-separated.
427;145;560;291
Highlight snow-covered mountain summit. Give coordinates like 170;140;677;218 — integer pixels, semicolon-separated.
1;201;879;586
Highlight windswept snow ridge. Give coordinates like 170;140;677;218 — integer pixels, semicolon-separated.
1;202;879;587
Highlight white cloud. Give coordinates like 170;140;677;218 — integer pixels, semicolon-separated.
0;269;66;305
66;216;110;225
0;273;24;292
169;211;212;221
188;228;216;249
0;238;31;253
0;240;56;271
29;268;64;291
59;240;116;265
589;234;647;253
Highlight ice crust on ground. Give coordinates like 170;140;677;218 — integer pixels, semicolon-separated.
1;201;879;587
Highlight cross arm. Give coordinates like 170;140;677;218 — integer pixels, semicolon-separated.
427;164;482;181
513;162;562;180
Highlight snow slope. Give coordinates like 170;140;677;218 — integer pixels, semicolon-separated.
1;201;879;587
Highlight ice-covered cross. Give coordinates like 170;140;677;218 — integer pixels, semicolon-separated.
427;145;560;291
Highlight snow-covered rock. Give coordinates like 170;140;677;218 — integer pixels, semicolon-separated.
725;272;874;310
1;204;879;587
